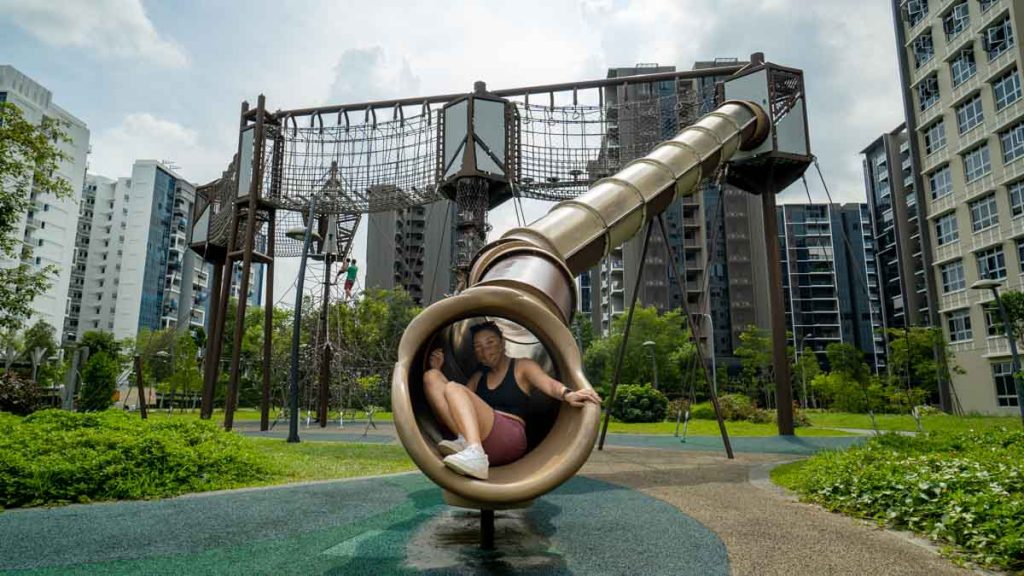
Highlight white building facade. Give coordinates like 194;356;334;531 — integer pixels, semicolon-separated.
0;65;90;337
73;161;208;341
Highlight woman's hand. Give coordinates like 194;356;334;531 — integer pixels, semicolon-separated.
564;388;602;408
428;349;444;371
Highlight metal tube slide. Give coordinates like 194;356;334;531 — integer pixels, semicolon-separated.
391;100;769;508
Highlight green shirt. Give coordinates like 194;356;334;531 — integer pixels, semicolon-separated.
346;264;358;281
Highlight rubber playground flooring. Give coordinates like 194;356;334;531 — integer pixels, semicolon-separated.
0;442;970;575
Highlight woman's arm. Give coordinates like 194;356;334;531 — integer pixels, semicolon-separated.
519;359;601;407
428;348;482;391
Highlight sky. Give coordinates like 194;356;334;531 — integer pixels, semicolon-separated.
0;0;906;304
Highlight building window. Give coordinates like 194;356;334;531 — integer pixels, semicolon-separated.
984;15;1015;60
905;0;929;26
978;0;997;12
912;31;935;68
970;193;999;231
956;94;984;134
929;164;953;198
1000;121;1024;164
976;245;1007;280
950;48;977;87
947;308;973;342
1009;181;1024;216
992;362;1020;407
918;74;940;111
935;212;960;245
940;259;966;292
942;1;970;41
962;144;992;182
993;68;1022;111
924;120;947;154
985;307;1002;336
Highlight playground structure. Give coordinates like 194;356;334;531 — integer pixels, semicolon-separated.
190;52;811;543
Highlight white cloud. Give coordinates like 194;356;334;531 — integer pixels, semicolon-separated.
88;113;227;181
0;0;188;68
327;47;421;104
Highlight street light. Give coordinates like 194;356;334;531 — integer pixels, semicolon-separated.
971;279;1024;425
642;340;658;390
698;313;717;395
285;204;324;443
793;333;813;409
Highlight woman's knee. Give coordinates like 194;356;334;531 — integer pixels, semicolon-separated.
443;381;466;398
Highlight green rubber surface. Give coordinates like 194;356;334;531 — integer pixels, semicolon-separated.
0;474;728;575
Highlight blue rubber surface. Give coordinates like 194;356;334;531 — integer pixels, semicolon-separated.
0;474;727;575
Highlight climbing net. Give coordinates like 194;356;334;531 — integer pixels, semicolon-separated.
198;79;716;258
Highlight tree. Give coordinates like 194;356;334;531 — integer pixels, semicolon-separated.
734;325;774;407
886;327;959;402
0;102;73;333
581;305;694;397
78;352;119;411
22;320;61;386
571;313;594;355
78;331;121;359
824;343;870;383
791;346;821;407
993;289;1024;342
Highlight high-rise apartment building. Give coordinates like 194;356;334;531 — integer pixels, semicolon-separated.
365;197;455;306
893;0;1023;413
71;162;208;341
779;203;887;372
0;65;90;337
589;64;699;335
862;124;934;333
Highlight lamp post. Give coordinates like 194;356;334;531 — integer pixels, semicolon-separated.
971;279;1024;425
285;198;323;443
792;333;813;409
698;313;717;395
642;340;658;390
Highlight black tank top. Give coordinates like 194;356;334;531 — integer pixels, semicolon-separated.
475;358;530;420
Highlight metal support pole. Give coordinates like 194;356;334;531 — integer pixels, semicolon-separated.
762;192;795;435
201;259;227;419
657;216;733;458
261;212;276;432
991;287;1024;425
288;195;319;443
225;95;267;432
318;253;333;427
480;510;495;550
134;354;148;419
598;221;654;451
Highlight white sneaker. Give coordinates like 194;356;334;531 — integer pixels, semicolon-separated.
438;435;467;456
443;444;489;480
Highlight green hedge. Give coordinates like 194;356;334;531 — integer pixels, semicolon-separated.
778;428;1024;571
611;385;668;423
0;409;275;508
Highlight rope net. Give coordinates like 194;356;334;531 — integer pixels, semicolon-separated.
197;79;715;258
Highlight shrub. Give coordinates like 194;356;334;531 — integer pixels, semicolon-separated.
0;372;42;415
78;352;119;412
781;428;1024;571
0;409;275;508
611;384;667;423
691;393;769;422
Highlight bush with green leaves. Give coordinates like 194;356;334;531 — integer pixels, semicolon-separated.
78;351;119;412
0;371;41;415
0;409;275;508
611;384;667;423
691;393;769;422
779;428;1024;571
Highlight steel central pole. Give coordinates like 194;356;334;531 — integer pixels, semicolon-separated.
288;196;319;443
762;191;795;435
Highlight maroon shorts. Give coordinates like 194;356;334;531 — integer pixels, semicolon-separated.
344;279;354;290
482;412;528;466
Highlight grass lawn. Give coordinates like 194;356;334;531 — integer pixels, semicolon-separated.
247;437;414;484
607;419;854;436
804;411;1021;433
145;408;395;423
